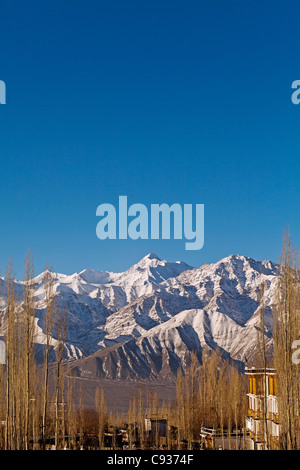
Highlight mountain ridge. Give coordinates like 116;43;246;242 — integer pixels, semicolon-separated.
0;253;278;380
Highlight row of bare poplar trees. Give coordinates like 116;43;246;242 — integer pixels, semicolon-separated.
0;253;99;450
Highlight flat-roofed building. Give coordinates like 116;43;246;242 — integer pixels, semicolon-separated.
245;367;279;450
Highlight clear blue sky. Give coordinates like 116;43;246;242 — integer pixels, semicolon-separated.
0;0;300;278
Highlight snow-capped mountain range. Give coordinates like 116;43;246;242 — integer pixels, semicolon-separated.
0;253;278;380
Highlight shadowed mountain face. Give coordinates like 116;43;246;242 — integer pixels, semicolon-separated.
0;253;277;380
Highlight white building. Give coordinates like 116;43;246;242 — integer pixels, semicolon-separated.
245;367;280;450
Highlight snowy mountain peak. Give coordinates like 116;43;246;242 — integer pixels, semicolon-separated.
144;252;161;261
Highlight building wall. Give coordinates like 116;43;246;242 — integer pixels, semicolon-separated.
245;368;280;450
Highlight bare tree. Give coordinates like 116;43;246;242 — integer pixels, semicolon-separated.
22;251;36;449
273;230;300;449
54;306;69;449
95;385;107;449
41;267;57;449
256;276;270;448
4;260;16;450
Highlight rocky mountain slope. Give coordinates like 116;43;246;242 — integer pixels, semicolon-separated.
0;253;278;380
